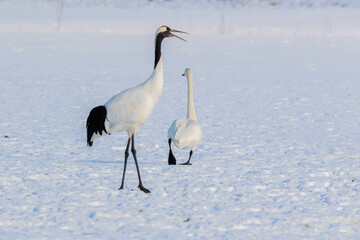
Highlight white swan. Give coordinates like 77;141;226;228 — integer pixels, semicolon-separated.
86;26;187;193
167;68;202;165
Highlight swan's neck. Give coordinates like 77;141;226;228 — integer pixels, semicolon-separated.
187;74;197;121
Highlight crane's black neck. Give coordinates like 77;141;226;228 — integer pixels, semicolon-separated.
154;32;166;69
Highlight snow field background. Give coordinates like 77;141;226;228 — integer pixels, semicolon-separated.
0;1;360;239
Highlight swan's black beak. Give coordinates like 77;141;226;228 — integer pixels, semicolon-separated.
170;29;188;42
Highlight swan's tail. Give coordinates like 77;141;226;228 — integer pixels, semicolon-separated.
86;105;108;146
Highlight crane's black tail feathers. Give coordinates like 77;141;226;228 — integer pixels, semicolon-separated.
86;105;108;147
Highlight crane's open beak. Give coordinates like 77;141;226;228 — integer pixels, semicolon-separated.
170;29;188;42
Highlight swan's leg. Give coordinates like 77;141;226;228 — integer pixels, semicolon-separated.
131;135;151;194
168;139;177;165
119;138;131;190
180;150;193;165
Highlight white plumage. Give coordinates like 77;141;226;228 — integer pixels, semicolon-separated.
86;26;187;193
167;68;202;165
89;58;164;144
104;58;164;137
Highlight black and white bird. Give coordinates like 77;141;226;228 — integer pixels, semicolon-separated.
86;26;187;193
168;68;202;165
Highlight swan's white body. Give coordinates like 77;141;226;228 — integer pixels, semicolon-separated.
168;118;202;150
168;68;202;165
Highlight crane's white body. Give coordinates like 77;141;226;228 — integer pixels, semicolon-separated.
104;58;163;138
168;69;202;151
90;61;163;143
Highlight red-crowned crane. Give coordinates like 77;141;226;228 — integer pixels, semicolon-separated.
86;26;187;193
167;68;202;165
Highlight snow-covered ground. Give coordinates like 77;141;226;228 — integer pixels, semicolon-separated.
1;1;360;239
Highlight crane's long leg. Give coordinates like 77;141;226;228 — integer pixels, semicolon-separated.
119;138;131;190
168;139;176;165
180;150;193;165
131;135;151;194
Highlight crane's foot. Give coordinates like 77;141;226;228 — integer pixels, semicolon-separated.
138;185;151;194
118;185;124;190
180;161;192;165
